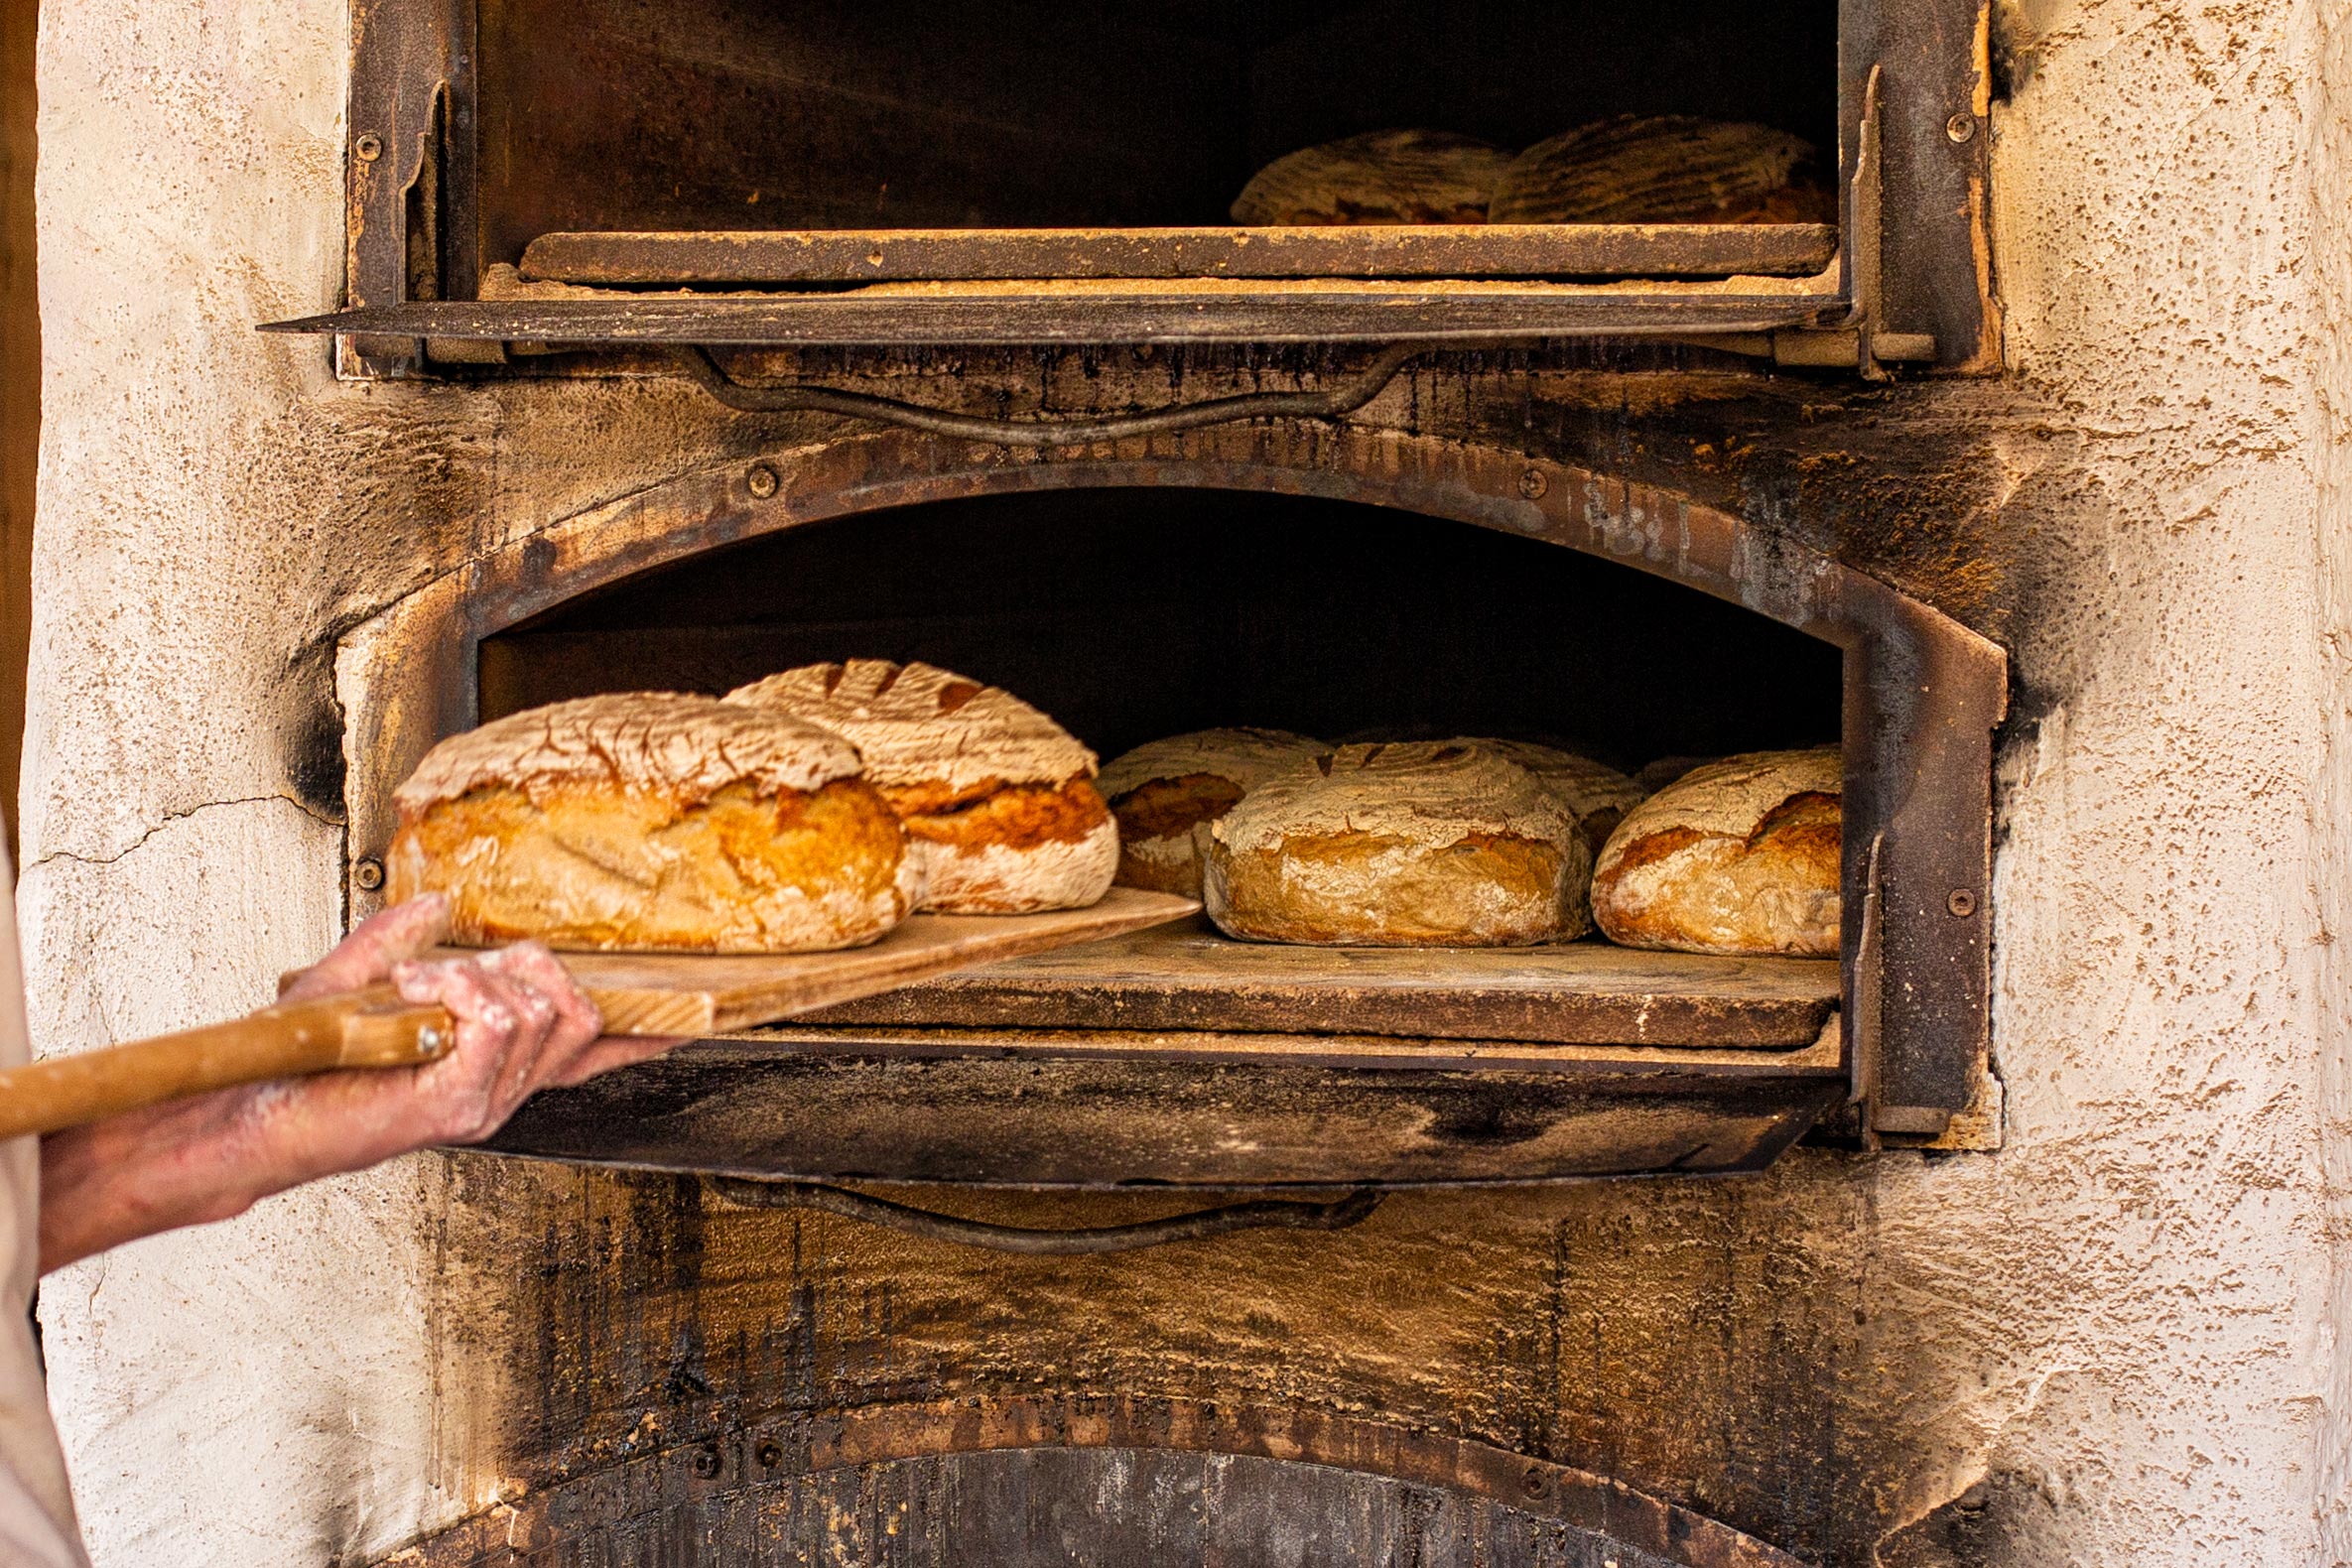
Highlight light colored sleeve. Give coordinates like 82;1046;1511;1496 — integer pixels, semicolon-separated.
0;844;89;1566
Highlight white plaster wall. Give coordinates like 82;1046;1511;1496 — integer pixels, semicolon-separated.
17;0;2352;1564
18;0;456;1562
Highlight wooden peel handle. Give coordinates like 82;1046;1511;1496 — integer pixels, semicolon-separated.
0;985;457;1142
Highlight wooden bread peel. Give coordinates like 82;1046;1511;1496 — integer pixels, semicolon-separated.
0;888;1198;1142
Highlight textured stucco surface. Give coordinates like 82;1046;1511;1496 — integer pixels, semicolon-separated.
17;1;2352;1565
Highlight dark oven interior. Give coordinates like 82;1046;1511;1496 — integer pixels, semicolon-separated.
476;0;1841;253
480;488;1842;766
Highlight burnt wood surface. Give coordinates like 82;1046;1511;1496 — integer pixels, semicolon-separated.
481;1049;1842;1185
797;917;1838;1047
391;1396;1810;1568
518;224;1841;285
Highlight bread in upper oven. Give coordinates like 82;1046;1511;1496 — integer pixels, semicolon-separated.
386;692;917;953
1590;746;1841;957
726;660;1117;914
1489;116;1834;225
1098;727;1327;897
1232;129;1513;225
1468;738;1647;854
1204;740;1592;947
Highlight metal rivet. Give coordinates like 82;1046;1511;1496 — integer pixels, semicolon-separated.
1947;889;1978;918
1518;468;1549;501
353;857;386;891
354;133;383;162
1945;113;1978;145
692;1444;723;1479
746;462;780;499
755;1440;782;1470
416;1027;447;1056
1521;1465;1546;1497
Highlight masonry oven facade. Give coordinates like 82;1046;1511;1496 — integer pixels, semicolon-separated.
26;2;2352;1566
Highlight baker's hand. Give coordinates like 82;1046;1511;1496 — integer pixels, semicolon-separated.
37;894;684;1273
273;893;682;1158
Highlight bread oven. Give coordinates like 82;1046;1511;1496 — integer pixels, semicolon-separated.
253;1;2010;1563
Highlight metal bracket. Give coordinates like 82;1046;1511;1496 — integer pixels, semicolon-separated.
1849;834;1888;1123
670;342;1424;447
1677;65;1934;375
706;1178;1385;1253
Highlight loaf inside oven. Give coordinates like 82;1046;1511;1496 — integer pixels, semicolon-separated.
1204;740;1592;947
1591;746;1842;957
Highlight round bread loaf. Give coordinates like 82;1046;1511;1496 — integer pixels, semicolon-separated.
1098;727;1327;897
1205;741;1592;947
1469;739;1646;853
725;660;1117;914
1590;746;1841;957
1231;129;1512;225
386;693;917;953
1489;116;1833;225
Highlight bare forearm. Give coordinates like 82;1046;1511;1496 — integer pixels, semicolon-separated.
36;1087;297;1273
32;904;661;1274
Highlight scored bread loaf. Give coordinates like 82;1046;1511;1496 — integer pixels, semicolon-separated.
1470;738;1646;854
1489;116;1833;225
725;660;1117;915
1232;129;1513;225
386;693;917;953
1098;727;1327;897
1205;741;1592;947
1590;746;1841;958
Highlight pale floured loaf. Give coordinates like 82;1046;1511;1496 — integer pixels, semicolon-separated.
1469;739;1647;854
1232;129;1513;225
1098;727;1327;897
387;693;917;953
1591;746;1842;958
1205;741;1592;947
1489;116;1833;225
725;660;1117;914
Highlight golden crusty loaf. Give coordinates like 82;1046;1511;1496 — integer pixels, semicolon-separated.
1468;739;1647;854
1489;116;1833;225
1232;129;1513;225
1205;741;1592;947
1098;727;1327;897
1591;746;1841;958
387;693;917;953
725;660;1117;914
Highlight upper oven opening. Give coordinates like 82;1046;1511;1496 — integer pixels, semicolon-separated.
276;0;1994;365
476;0;1840;249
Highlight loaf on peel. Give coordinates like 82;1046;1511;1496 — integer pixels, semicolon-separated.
1591;746;1841;957
1098;727;1327;898
1205;741;1592;947
386;693;917;953
726;660;1117;914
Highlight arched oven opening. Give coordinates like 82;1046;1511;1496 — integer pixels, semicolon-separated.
337;424;2003;1188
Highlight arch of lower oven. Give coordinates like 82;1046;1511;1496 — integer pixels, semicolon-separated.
382;1393;1808;1568
335;419;2003;1132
